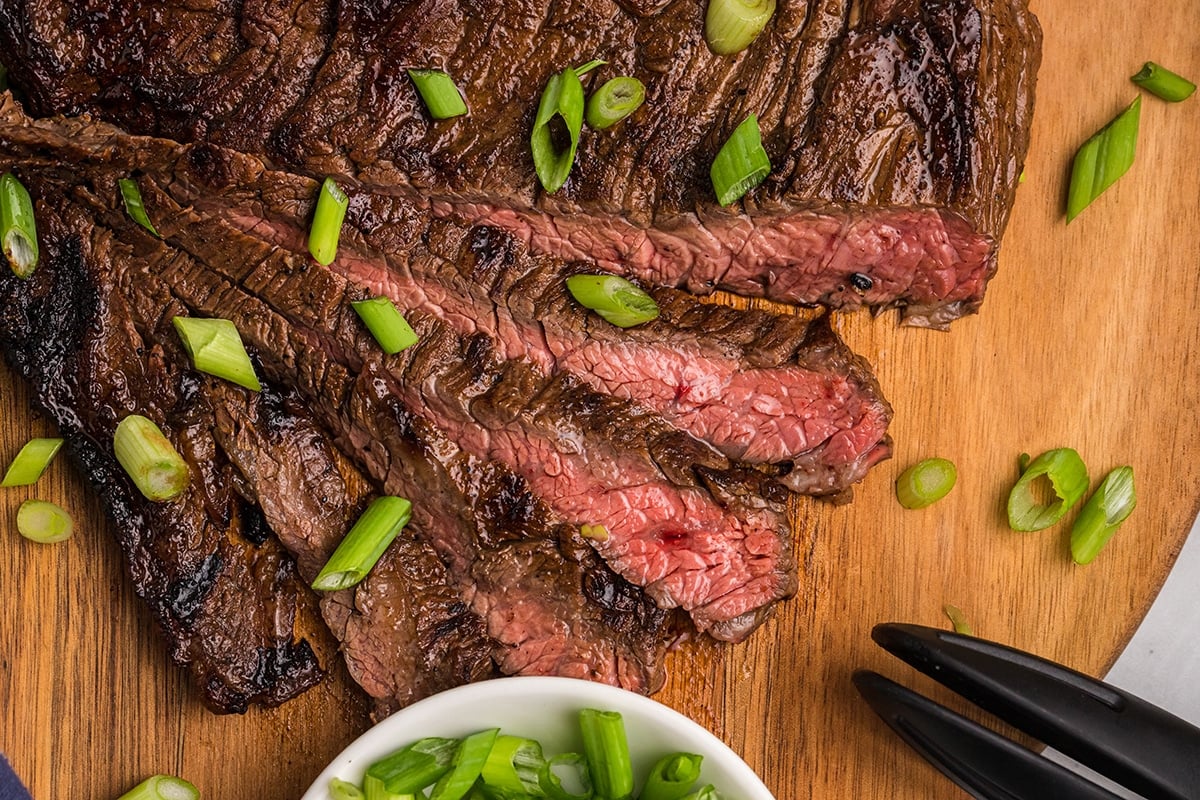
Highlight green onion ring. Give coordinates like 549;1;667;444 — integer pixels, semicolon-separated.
586;77;646;130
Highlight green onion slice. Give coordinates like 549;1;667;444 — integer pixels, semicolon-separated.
1066;96;1140;222
119;178;161;237
352;296;420;354
566;274;660;328
580;709;634;800
172;316;262;391
586;77;645;130
705;0;777;55
531;67;586;194
894;457;957;509
481;735;546;797
430;729;500;800
679;785;720;800
1;437;64;487
1070;466;1136;565
710;114;771;206
312;496;414;591
366;737;459;795
943;604;973;636
16;499;73;544
640;752;703;800
538;752;592;800
1006;447;1089;532
361;775;408;800
308;176;350;265
329;778;366;800
0;172;38;278
408;69;469;119
1131;61;1196;102
116;775;200;800
574;58;607;77
113;415;191;502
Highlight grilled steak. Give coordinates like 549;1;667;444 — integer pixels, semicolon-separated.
0;0;1041;327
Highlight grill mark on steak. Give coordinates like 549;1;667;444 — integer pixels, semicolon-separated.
0;0;1041;327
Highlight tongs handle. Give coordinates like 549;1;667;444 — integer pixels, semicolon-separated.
871;623;1200;800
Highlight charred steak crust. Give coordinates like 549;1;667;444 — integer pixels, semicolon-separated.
0;200;324;713
0;0;1042;326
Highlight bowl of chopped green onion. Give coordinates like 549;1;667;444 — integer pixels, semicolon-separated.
300;676;776;800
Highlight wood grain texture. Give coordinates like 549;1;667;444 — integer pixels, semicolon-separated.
2;1;1199;797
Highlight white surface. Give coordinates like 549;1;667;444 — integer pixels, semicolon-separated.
300;676;775;800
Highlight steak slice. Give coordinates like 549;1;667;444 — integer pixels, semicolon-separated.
0;0;1042;326
0;205;324;713
0;94;892;496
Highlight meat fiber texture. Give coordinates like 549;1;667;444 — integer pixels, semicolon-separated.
0;0;1041;328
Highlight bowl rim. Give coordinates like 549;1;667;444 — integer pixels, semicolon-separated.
300;676;776;799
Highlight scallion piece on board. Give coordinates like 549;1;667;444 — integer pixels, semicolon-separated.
705;0;777;55
566;274;659;328
1070;466;1136;565
895;457;957;509
481;735;546;796
312;496;414;591
580;709;634;800
119;178;161;237
1131;62;1196;102
1;437;64;486
351;296;420;354
16;499;73;544
408;70;468;119
172;316;262;391
1006;447;1089;531
0;172;38;278
538;752;593;800
308;176;350;265
586;77;646;130
943;604;973;636
710;114;771;206
640;752;703;800
429;728;500;800
115;775;200;800
113;415;190;502
531;67;586;193
574;58;607;77
328;778;366;800
1066;96;1140;222
366;737;460;795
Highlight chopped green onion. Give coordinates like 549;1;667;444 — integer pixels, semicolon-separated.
481;735;546;797
430;729;499;800
16;499;73;544
116;775;200;800
1070;466;1136;565
894;457;957;509
538;752;592;800
531;67;586;194
640;753;703;800
0;172;38;278
408;70;468;119
1131;62;1196;102
1066;96;1140;222
119;178;161;237
308;176;350;265
566;274;660;328
1;437;64;486
586;77;645;130
1007;447;1089;531
943;604;973;636
362;775;412;800
574;59;607;77
704;0;777;55
580;709;634;800
312;496;413;591
329;778;366;800
710;114;771;206
679;786;721;800
113;414;190;502
172;316;262;391
366;737;459;795
579;523;610;541
351;296;420;354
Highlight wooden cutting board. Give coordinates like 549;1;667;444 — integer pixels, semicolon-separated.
2;1;1198;797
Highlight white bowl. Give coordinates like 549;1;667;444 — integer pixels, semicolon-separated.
301;677;776;799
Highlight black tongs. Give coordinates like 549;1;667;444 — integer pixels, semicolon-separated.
853;623;1200;800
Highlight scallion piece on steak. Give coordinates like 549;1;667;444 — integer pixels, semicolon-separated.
119;177;161;237
351;296;420;354
172;316;263;391
0;171;37;277
709;114;771;206
586;77;645;130
312;496;414;591
408;69;469;119
705;0;777;55
531;66;586;193
565;274;659;328
307;176;350;265
113;414;191;503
